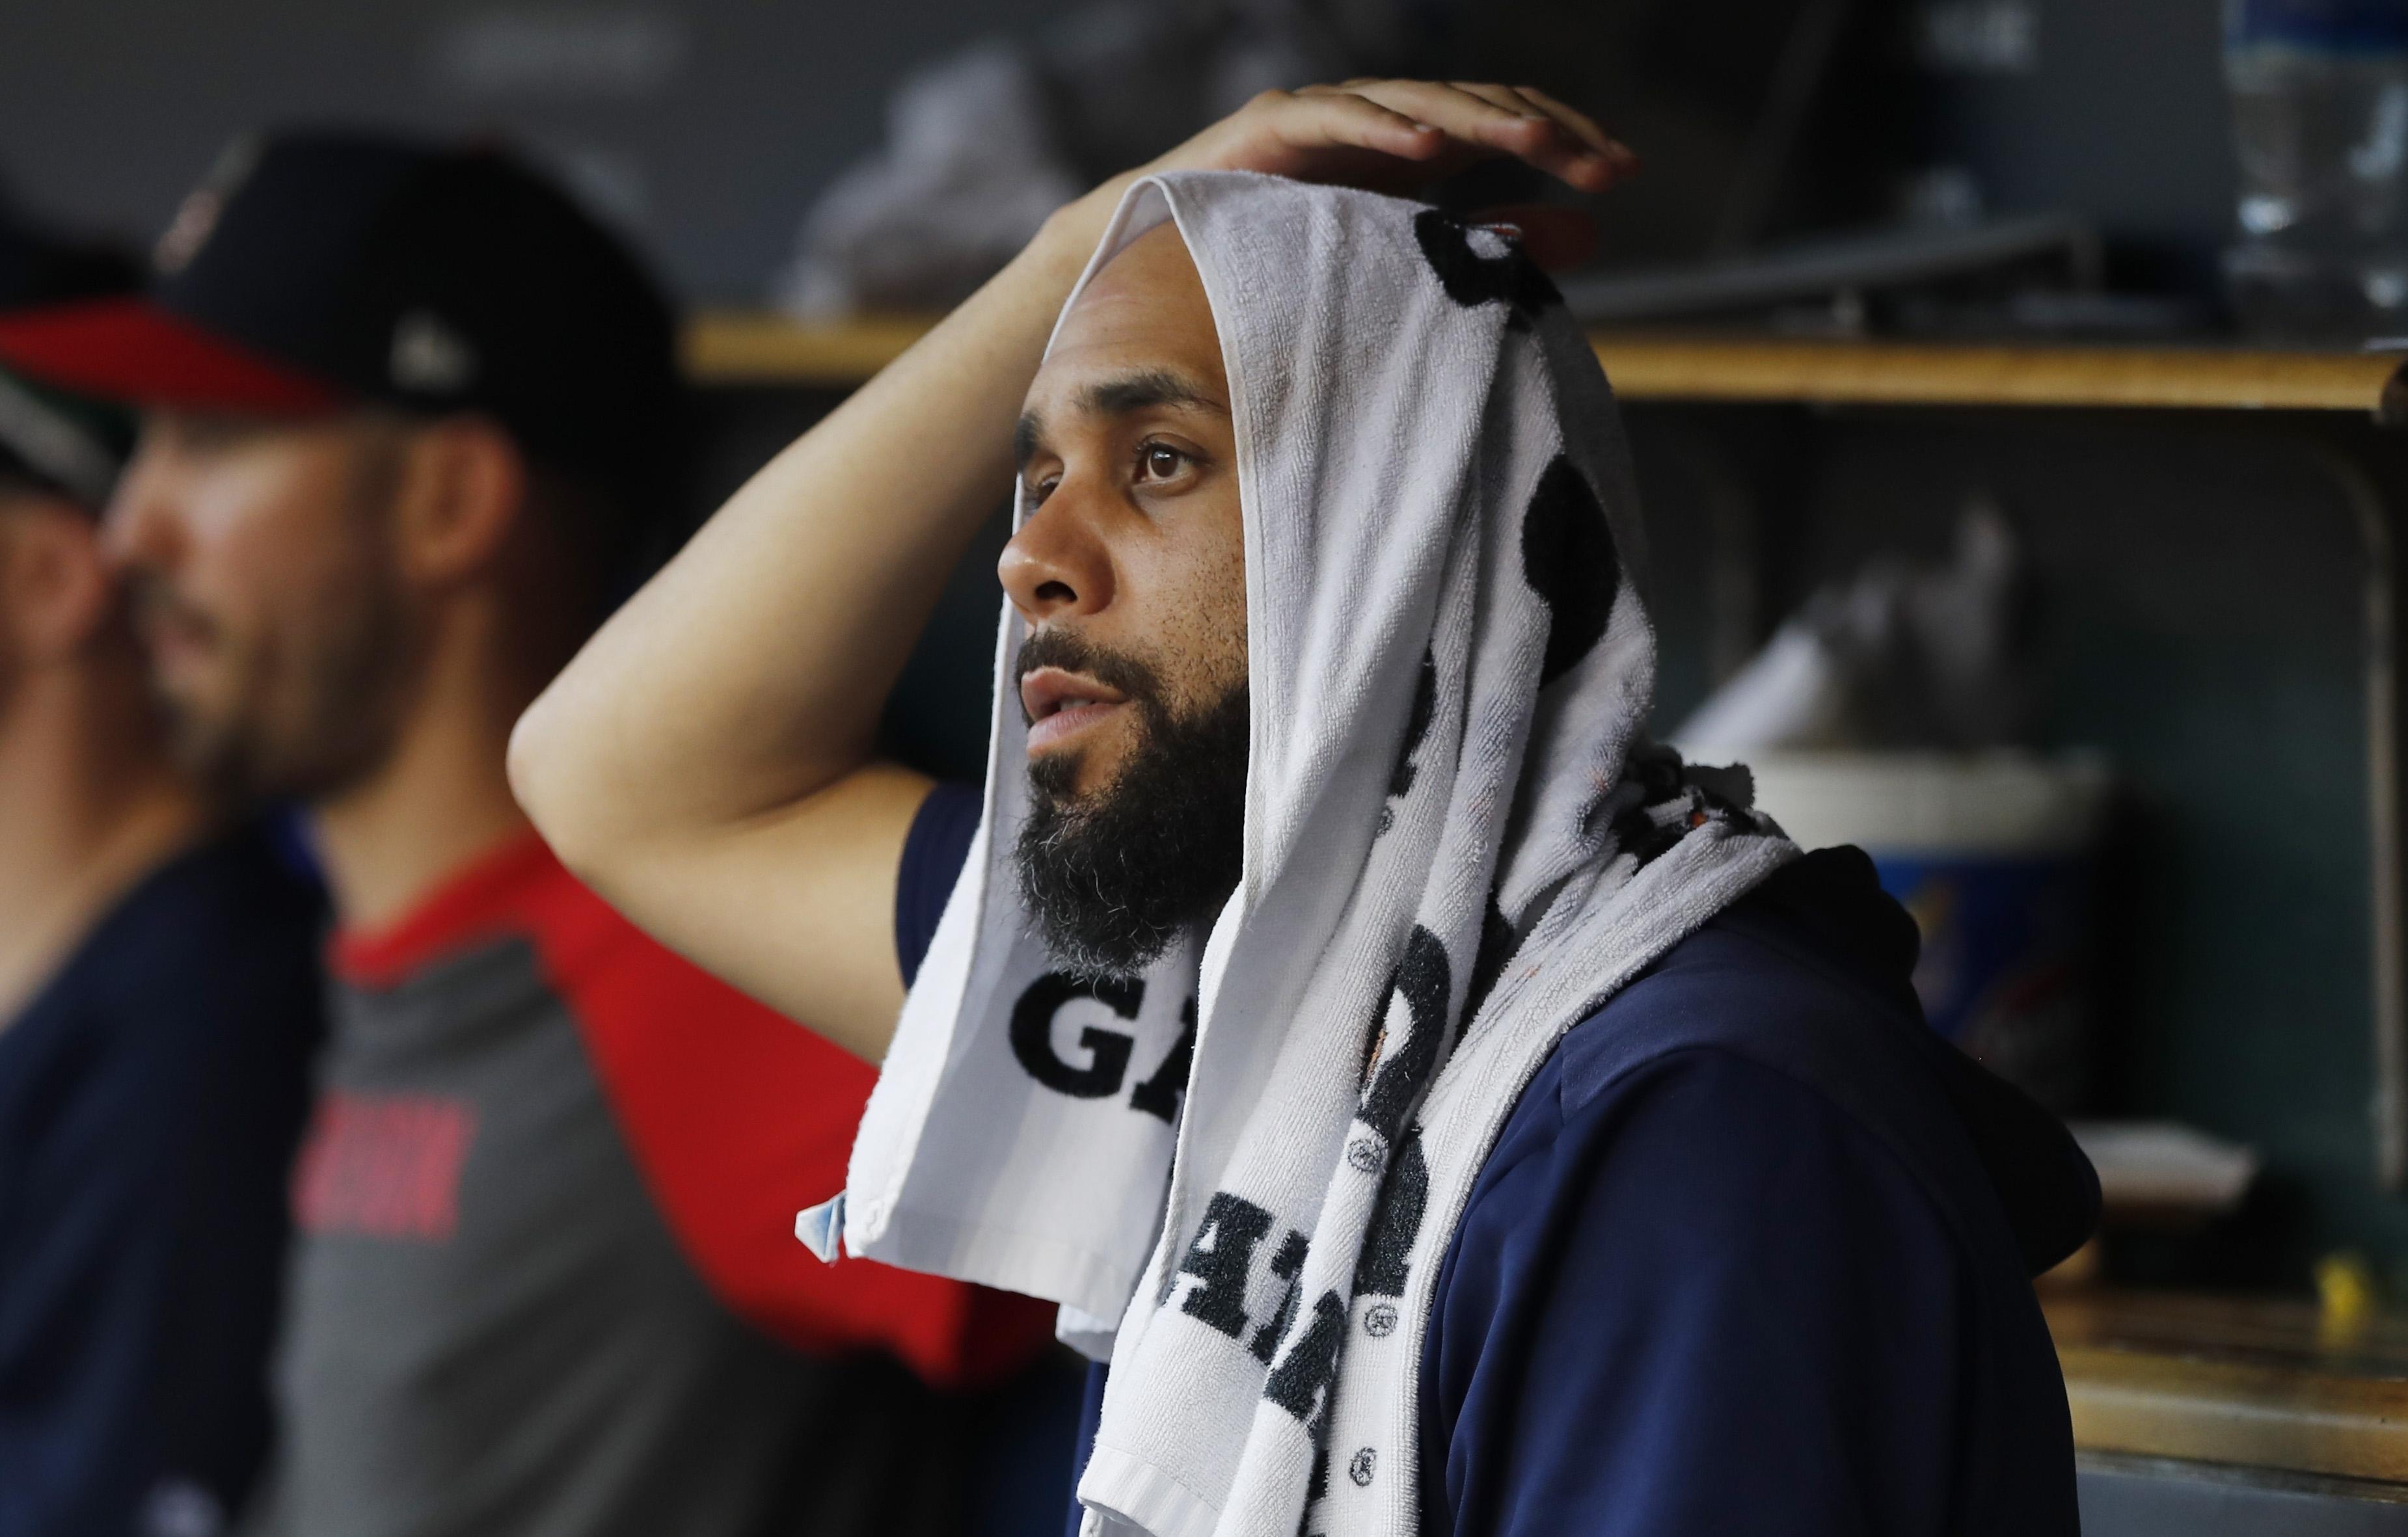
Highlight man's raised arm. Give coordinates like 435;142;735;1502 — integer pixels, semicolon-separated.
508;82;1631;1062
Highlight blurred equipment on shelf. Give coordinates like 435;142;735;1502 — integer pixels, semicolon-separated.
778;0;1927;317
2316;1248;2384;1344
777;1;1364;317
2069;1120;2262;1223
1744;749;2111;1113
1559;213;2205;336
1679;501;2111;1112
775;43;1085;319
1563;211;2090;331
1679;501;2033;752
2224;0;2408;339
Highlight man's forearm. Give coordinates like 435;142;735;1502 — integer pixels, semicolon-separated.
511;182;1129;872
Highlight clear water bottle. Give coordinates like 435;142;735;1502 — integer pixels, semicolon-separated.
2225;0;2408;339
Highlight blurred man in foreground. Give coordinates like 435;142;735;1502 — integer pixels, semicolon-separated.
0;209;321;1537
0;133;1051;1537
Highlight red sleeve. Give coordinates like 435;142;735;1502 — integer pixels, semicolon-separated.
525;874;1055;1388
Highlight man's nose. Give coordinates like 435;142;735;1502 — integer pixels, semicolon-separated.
999;484;1116;624
98;461;180;573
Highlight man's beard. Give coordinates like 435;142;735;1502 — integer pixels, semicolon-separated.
133;562;414;806
1013;629;1249;980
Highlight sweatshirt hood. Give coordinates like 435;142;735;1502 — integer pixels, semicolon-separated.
1742;844;2102;1276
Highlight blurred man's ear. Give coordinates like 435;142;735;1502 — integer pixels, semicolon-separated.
0;490;116;666
389;415;530;590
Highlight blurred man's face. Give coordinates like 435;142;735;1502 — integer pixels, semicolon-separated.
103;410;416;802
0;494;40;713
0;485;127;719
1002;223;1249;975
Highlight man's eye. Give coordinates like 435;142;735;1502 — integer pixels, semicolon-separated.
1139;444;1188;480
165;414;256;455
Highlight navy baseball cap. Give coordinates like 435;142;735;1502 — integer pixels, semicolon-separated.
0;130;679;492
0;202;137;507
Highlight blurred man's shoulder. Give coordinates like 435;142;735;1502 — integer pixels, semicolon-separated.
65;817;324;1035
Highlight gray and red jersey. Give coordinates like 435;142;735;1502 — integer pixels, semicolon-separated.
245;833;1049;1537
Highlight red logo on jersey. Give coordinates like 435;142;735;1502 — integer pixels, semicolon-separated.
291;1091;478;1240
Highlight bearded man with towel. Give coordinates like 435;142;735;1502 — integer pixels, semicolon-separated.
515;81;2098;1537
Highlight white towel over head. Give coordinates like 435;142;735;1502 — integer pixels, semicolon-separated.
813;171;1798;1537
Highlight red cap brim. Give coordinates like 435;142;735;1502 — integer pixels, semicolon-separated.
0;297;344;416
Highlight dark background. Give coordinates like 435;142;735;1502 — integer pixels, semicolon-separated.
0;0;2241;304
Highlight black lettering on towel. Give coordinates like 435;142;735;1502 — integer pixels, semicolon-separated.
1353;1129;1428;1299
1264;1289;1349;1431
1377;647;1440;838
1008;972;1143;1097
1250;1229;1312;1363
1412;208;1562;324
1610;798;1687;869
1521;455;1620;688
1461;889;1518;1031
1128;995;1196;1123
1176;1192;1274;1339
1359;927;1452;1143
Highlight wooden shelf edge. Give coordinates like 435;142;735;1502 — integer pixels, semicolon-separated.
2062;1344;2408;1482
683;312;2408;420
1595;338;2408;418
684;313;936;387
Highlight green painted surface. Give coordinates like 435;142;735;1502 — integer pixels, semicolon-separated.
1635;406;2396;1288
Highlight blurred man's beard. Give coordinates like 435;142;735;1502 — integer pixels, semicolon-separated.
1013;632;1248;980
139;570;414;806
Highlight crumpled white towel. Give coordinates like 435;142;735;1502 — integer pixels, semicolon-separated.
808;170;1798;1537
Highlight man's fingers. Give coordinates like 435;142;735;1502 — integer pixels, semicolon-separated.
1448;81;1554;122
1515;85;1637;173
1181;80;1633;197
1272;88;1443;163
1437;82;1612;188
1448;83;1634;193
1344;79;1551;149
1345;80;1630;194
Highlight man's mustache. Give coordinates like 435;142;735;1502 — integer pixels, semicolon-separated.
124;570;217;643
1015;627;1165;720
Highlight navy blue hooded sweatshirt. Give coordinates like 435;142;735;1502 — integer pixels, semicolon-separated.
896;783;2098;1536
0;822;324;1536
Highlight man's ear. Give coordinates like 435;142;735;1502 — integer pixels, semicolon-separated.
390;415;529;589
0;492;117;665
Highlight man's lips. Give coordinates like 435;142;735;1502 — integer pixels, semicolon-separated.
135;602;215;671
1021;665;1128;753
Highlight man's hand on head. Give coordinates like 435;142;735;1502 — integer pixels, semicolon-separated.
1119;79;1632;268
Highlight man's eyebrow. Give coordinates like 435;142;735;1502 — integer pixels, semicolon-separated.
1016;369;1223;470
1078;369;1223;420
